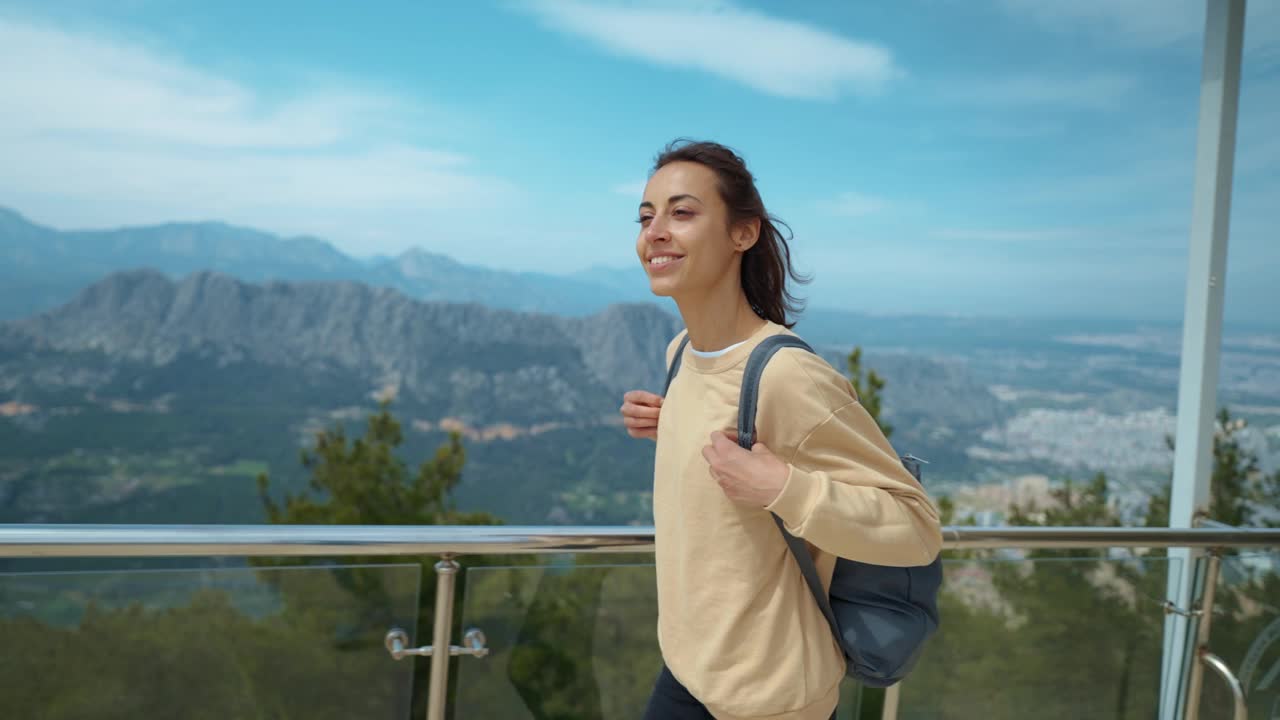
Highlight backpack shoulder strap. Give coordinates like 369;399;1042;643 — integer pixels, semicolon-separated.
772;517;842;645
734;336;844;645
735;334;814;447
662;332;691;396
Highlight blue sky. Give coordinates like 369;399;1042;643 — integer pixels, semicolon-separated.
1;1;1277;326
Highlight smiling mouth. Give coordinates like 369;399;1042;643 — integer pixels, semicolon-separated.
648;255;684;267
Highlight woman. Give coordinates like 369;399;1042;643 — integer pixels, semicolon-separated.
619;140;943;720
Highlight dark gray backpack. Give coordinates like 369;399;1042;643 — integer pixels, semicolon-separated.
664;333;942;687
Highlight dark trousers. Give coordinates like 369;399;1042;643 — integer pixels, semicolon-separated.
643;666;837;720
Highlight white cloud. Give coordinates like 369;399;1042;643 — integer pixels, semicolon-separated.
517;0;899;100
612;180;648;197
797;240;1188;320
817;191;888;217
931;227;1085;243
0;18;419;150
0;16;517;256
941;72;1140;109
997;0;1280;62
1237;80;1280;175
997;0;1203;47
928;222;1191;256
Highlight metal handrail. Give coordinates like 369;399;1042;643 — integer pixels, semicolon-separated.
1;524;1278;558
1198;650;1248;720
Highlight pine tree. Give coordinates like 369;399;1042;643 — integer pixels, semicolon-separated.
847;347;893;439
254;400;502;718
1144;407;1278;528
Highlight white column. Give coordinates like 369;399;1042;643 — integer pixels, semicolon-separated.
1159;1;1246;718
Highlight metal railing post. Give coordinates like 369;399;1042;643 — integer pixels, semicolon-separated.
1183;551;1220;720
427;556;460;720
880;683;901;720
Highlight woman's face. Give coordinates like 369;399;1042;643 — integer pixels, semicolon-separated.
635;161;748;299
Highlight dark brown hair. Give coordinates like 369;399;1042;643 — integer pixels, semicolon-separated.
652;139;809;328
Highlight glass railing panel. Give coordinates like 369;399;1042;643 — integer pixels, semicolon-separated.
454;558;865;719
897;554;1182;720
0;563;421;719
453;560;660;719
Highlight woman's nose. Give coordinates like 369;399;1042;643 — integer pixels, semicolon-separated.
643;215;670;243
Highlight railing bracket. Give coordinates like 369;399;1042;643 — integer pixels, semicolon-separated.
384;627;489;660
1162;601;1204;619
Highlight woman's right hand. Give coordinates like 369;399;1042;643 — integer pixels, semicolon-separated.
620;390;663;441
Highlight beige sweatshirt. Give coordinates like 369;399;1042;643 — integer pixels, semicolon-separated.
653;320;943;720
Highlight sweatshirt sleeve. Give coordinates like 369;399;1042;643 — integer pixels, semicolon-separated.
763;400;943;567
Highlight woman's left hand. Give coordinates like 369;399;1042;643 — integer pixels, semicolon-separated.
702;431;790;507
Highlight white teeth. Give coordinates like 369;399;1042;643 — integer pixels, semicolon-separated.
650;256;679;266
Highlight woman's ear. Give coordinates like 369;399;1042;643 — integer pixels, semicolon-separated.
733;218;761;252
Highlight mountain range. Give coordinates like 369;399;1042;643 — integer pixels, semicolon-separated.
1;269;680;423
0;267;1001;528
0;206;657;322
0;269;683;526
0;205;1157;352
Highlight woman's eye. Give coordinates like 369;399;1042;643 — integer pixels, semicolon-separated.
673;208;693;218
637;215;653;225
